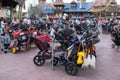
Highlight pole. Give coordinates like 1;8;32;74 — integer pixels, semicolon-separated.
0;33;2;54
51;38;54;70
18;4;22;21
10;6;14;21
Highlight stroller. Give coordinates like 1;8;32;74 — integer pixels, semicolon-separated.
111;28;120;49
75;23;87;35
64;27;100;76
33;34;67;66
11;28;31;54
101;23;109;34
54;28;78;51
1;33;11;53
102;19;115;34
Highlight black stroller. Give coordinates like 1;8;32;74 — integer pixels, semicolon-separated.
54;28;78;50
64;27;100;76
111;28;120;49
102;19;115;34
74;23;87;35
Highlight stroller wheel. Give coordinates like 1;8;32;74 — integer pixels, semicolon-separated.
60;59;68;66
1;48;3;51
51;57;59;66
24;44;31;51
93;51;97;58
65;62;78;76
11;47;17;54
38;51;42;55
4;51;7;53
111;44;116;48
33;55;45;66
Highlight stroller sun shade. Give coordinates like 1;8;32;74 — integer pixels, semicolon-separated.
33;38;50;51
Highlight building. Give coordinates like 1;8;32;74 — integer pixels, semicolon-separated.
89;0;120;18
0;8;10;18
38;0;93;18
54;0;65;18
38;0;55;17
0;0;25;20
38;0;120;18
63;1;93;17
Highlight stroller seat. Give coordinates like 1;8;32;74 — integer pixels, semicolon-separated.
33;37;50;51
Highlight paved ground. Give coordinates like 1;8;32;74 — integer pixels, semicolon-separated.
0;30;120;80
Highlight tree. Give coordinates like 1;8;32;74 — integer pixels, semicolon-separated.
28;4;43;18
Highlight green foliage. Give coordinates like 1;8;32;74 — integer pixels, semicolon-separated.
28;5;43;18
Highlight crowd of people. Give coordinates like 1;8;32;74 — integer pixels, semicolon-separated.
0;16;120;53
0;16;120;31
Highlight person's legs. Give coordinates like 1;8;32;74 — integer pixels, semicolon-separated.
4;44;10;50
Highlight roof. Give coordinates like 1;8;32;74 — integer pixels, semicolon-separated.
54;3;64;6
89;0;117;12
71;1;77;4
64;2;93;12
54;0;64;5
39;0;46;1
1;0;18;8
39;3;53;7
1;0;25;8
40;6;55;14
39;2;93;13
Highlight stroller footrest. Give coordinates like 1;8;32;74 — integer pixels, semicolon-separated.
53;52;64;57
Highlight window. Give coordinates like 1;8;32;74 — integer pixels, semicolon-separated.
71;4;76;8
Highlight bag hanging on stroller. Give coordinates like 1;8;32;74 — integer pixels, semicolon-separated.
77;42;86;65
81;54;96;69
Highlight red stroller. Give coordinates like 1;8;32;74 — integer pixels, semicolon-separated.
11;28;31;54
33;34;66;66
